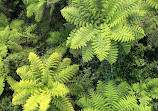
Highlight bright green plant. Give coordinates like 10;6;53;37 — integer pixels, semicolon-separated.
133;78;158;110
6;52;82;111
22;0;61;22
77;80;151;111
0;57;5;95
61;0;147;63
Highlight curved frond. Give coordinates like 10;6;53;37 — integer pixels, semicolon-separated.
146;0;158;9
118;42;132;55
92;34;111;61
0;77;4;95
52;97;74;111
54;65;79;83
61;7;91;27
16;65;31;80
70;26;96;49
111;25;135;42
115;96;137;110
82;43;95;62
49;82;69;97
29;52;44;81
89;90;109;111
68;83;84;96
106;42;118;64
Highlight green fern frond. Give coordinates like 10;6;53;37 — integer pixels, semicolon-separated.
146;0;158;9
92;35;111;61
45;52;60;70
118;42;132;55
6;76;18;90
23;94;39;111
24;93;52;111
0;77;4;95
0;12;8;30
0;44;7;57
12;90;31;105
89;90;109;111
53;65;79;83
68;83;84;96
16;65;31;80
130;25;145;39
70;26;96;49
26;1;45;22
61;7;91;27
37;93;52;111
29;52;44;81
111;25;135;42
49;82;69;97
77;96;93;108
52;97;74;111
115;96;137;110
106;42;118;64
82;43;95;62
56;58;71;73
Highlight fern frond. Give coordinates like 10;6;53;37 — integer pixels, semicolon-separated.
56;58;71;73
106;42;118;64
12;90;31;105
146;0;158;9
118;42;132;55
45;52;60;70
68;83;84;96
82;43;95;62
130;25;145;40
53;65;79;83
28;52;44;81
6;76;18;90
111;25;135;42
52;97;74;111
92;34;111;61
23;94;39;111
89;90;109;111
49;82;69;97
0;77;4;95
61;7;91;27
77;96;93;108
26;0;45;22
115;96;137;110
70;26;96;49
0;44;7;57
16;65;31;80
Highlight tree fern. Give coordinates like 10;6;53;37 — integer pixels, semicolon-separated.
61;0;147;63
6;52;82;111
77;80;151;111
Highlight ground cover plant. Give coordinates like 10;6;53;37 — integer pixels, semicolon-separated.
0;0;158;111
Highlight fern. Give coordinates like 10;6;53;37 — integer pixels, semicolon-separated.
132;78;158;108
23;0;61;22
61;0;147;63
77;80;151;111
7;52;82;111
146;0;158;9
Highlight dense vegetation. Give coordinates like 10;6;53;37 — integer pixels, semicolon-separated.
0;0;158;111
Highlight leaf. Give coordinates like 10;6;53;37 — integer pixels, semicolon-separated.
82;43;95;62
0;77;4;95
92;34;111;61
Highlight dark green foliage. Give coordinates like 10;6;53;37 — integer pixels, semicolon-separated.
0;96;22;111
